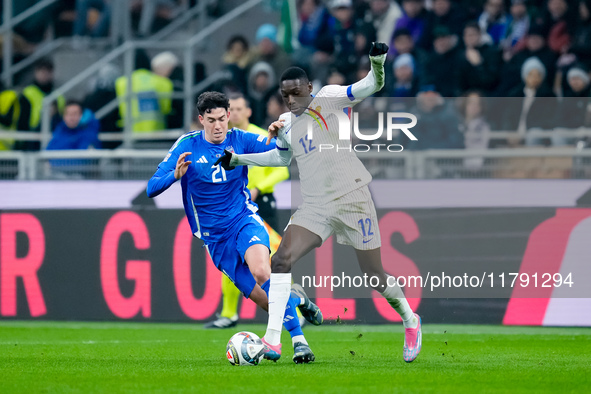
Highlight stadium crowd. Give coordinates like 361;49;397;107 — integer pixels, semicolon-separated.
1;0;591;154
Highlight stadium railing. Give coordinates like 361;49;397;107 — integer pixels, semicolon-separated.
0;0;213;87
36;0;264;151
2;147;590;181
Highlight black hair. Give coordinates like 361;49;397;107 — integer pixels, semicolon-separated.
464;21;481;32
392;28;412;40
196;91;230;115
35;58;54;71
280;67;309;83
227;35;249;51
227;92;251;108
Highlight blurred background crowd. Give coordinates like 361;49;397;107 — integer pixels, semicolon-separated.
1;0;591;154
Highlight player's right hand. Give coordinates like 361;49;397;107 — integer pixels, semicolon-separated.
174;152;192;179
214;149;235;170
267;119;285;145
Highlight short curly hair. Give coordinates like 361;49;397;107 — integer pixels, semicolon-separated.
196;91;230;115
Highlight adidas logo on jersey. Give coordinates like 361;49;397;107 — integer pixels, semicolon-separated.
196;156;208;163
249;236;261;243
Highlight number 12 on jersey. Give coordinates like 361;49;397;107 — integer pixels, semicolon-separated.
358;218;374;237
299;134;316;154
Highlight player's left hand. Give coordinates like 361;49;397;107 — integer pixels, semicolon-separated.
214;149;235;170
267;119;285;145
369;42;389;57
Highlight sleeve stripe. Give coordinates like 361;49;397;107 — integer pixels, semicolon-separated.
276;146;289;151
346;85;355;101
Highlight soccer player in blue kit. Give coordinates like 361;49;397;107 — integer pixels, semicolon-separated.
147;92;321;363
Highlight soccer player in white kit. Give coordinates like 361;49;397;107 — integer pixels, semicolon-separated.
215;42;422;363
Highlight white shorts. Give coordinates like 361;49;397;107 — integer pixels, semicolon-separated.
288;186;381;250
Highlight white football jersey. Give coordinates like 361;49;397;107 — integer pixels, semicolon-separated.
276;85;372;205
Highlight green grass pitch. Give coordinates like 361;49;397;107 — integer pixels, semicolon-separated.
1;321;590;393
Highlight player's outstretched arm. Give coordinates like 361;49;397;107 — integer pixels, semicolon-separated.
215;148;291;170
349;42;389;100
147;152;192;198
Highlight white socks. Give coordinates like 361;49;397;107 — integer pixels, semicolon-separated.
264;273;292;346
292;335;308;346
380;278;417;329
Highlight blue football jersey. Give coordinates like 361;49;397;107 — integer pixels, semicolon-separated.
147;128;276;242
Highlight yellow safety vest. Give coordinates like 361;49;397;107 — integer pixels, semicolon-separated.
115;69;173;133
0;90;19;150
22;85;65;130
245;123;289;194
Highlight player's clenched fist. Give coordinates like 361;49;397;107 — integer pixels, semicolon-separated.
267;119;285;145
214;149;235;170
369;42;389;57
174;152;192;179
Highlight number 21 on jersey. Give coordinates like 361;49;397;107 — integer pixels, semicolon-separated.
212;164;227;183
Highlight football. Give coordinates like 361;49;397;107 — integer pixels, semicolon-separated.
226;331;265;366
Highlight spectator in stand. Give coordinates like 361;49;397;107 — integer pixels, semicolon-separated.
47;100;101;151
458;90;491;169
505;57;557;146
419;0;469;50
562;0;591;71
500;0;531;58
15;59;65;151
496;23;557;96
293;0;334;76
0;83;19;151
83;64;121;149
458;22;502;94
73;0;111;40
11;0;58;45
383;54;419;114
221;35;252;93
326;69;347;85
556;65;591;139
296;0;333;55
252;24;292;80
389;54;419;98
359;0;403;45
389;28;428;84
115;51;175;133
389;0;428;53
322;0;359;81
537;0;576;54
222;35;253;70
424;26;461;97
405;86;464;150
46;100;101;178
264;91;288;129
247;61;277;127
478;0;510;46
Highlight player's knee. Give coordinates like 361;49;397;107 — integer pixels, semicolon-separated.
251;264;271;284
271;250;292;273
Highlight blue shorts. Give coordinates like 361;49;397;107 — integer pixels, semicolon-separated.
205;214;270;298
